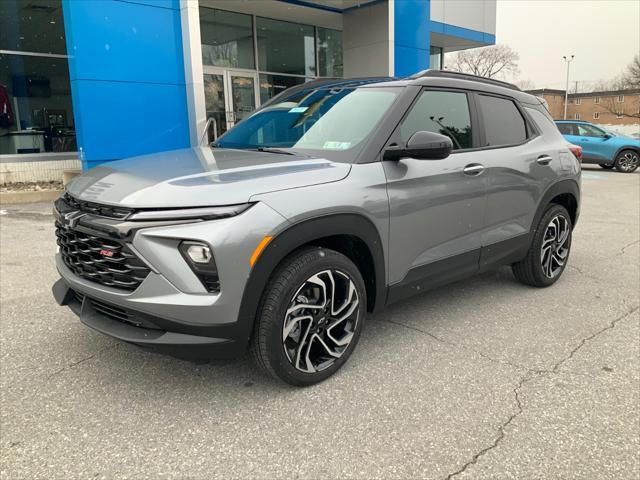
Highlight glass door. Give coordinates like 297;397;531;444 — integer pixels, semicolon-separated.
203;67;259;142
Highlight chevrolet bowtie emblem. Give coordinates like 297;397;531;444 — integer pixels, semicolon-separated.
61;210;86;228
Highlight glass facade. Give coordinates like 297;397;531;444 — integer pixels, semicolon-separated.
429;46;443;70
0;0;76;156
317;28;343;77
256;17;316;77
198;7;343;139
200;8;255;69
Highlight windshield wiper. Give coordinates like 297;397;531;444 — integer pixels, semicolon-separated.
251;147;297;156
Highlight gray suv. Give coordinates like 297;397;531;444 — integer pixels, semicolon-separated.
53;71;581;386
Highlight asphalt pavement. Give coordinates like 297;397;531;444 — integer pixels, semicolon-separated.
1;165;638;479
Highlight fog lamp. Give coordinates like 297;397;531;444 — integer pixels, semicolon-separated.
186;243;212;264
179;241;220;293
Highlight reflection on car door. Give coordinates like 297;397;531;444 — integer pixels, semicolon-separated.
384;89;487;300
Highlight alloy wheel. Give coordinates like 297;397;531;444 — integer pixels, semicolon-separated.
540;214;570;279
282;269;359;373
617;151;639;172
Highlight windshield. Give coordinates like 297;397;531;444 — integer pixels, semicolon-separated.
215;86;400;159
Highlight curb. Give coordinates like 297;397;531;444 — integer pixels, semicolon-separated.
0;190;63;205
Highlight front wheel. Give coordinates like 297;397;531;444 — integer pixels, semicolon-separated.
614;150;639;173
251;247;367;386
512;204;572;287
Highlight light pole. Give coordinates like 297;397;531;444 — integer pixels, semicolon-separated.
562;55;575;120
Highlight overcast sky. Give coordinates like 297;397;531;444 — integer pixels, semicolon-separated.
496;0;640;90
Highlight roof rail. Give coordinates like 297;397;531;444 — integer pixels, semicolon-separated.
409;69;521;91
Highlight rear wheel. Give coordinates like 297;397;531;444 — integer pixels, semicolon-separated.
512;204;572;287
251;247;366;386
599;163;614;170
614;150;639;173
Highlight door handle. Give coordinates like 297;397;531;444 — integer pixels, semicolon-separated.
463;164;485;176
537;155;553;165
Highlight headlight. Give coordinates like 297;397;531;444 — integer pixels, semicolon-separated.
129;203;252;221
179;241;220;293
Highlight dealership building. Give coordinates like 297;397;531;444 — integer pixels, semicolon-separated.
0;0;496;181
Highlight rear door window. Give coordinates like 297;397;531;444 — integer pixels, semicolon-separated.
400;90;473;150
557;123;576;135
477;95;529;147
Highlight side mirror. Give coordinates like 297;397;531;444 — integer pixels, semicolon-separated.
384;131;453;161
602;133;612;140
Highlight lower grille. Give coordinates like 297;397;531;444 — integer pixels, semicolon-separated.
71;289;158;329
56;222;151;291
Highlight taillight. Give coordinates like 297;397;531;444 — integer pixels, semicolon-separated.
568;144;582;162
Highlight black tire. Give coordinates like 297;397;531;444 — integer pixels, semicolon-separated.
599;163;614;170
614;149;639;173
512;204;572;288
251;247;367;386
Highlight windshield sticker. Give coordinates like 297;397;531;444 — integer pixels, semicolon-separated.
323;141;352;150
289;107;308;113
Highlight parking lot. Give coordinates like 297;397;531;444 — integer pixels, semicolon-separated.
1;166;638;479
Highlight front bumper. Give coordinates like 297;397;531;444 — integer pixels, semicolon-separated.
53;278;244;360
52;199;289;360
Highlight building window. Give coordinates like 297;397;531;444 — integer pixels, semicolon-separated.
429;46;443;70
593;112;599;120
317;28;343;77
257;17;316;77
199;8;255;69
594;96;601;104
616;111;624;118
574;113;581;120
0;0;76;156
575;98;581;105
617;95;624;103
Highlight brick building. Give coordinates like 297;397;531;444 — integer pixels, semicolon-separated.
528;88;640;126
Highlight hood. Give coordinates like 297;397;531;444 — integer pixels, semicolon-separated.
67;147;351;208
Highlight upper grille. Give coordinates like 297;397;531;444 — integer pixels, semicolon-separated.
62;192;134;220
56;222;151;291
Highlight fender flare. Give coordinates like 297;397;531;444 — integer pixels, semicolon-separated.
531;178;581;234
613;145;640;161
235;213;387;342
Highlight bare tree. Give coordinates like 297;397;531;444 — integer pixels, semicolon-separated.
515;78;535;91
622;54;640;88
445;44;520;80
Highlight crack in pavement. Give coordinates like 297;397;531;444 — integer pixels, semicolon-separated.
376;304;639;480
618;239;639;256
442;304;639;479
6;343;120;390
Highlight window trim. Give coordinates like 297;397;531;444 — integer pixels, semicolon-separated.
574;113;581;120
594;96;601;104
575;97;581;105
473;92;539;151
617;95;624;103
593;111;600;120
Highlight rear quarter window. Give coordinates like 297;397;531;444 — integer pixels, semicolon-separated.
478;95;528;147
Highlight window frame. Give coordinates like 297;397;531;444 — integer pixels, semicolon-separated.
388;87;481;154
473;92;539;151
575;97;582;105
574;113;581;120
617;95;624;103
593;111;600;120
594;96;601;104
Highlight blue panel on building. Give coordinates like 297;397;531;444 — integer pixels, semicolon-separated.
62;0;189;169
429;20;496;45
70;80;189;168
393;0;430;77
